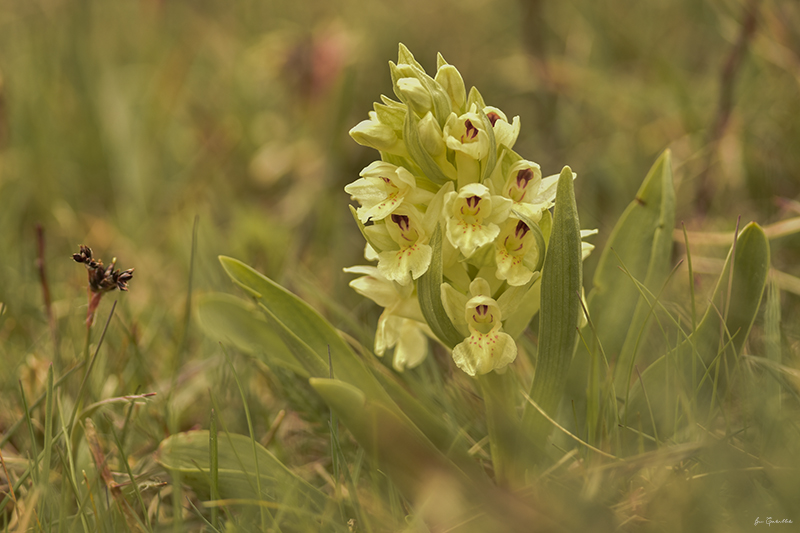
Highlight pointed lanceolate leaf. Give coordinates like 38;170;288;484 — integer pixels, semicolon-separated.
309;378;560;530
417;225;465;348
522;166;583;453
592;151;675;390
371;370;458;453
558;151;675;449
625;223;770;439
256;302;331;379
195;293;308;377
218;256;462;456
218;256;390;404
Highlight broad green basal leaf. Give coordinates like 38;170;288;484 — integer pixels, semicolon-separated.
219;256;391;403
219;256;463;458
195;293;308;377
592;150;675;390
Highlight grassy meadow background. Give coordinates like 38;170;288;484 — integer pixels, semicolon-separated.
1;0;799;531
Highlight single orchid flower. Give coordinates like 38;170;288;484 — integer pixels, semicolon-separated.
500;160;558;224
443;105;491;187
373;205;433;285
443;183;512;258
494;218;544;286
345;161;433;224
441;278;517;376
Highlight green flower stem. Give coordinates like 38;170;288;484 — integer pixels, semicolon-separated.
478;371;522;488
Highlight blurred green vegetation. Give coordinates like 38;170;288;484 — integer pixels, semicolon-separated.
1;0;799;531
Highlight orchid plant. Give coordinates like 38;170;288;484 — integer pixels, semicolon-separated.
344;44;595;375
183;43;774;530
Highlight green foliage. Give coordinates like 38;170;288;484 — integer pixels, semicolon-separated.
196;293;309;377
589;150;677;391
214;255;469;467
625;222;770;441
566;149;676;445
157;431;335;529
522;166;584;455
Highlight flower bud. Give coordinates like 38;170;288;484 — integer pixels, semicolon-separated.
373;96;406;130
396;77;432;117
349;112;408;157
444;107;491;161
435;64;466;113
417;112;445;157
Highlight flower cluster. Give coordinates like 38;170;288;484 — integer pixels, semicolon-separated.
73;245;134;326
73;245;135;293
345;45;593;376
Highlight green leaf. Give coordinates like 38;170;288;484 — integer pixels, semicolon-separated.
539;209;553;245
157;431;330;513
218;256;393;404
764;279;782;412
195;293;308;377
311;379;605;529
218;256;465;457
41;364;54;497
256;302;330;383
478;371;526;487
624;222;770;439
371;370;458;454
564;151;675;441
417;225;465;348
522;166;583;454
591;150;676;391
